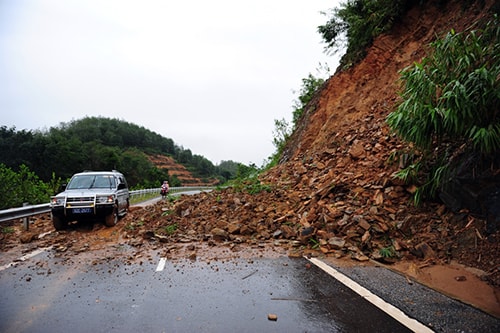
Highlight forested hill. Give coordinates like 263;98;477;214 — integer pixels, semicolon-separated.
0;116;240;187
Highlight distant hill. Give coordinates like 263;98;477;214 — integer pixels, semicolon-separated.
0;116;240;186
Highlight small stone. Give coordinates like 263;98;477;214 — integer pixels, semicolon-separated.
349;140;365;159
280;225;296;238
142;231;155;239
351;252;370;261
415;242;436;259
20;233;36;244
227;223;240;234
361;230;371;243
154;234;169;243
211;227;228;241
288;250;303;258
267;314;278;321
357;218;371;231
328;237;346;249
272;230;282;238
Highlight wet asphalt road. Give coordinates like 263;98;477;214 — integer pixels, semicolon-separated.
0;248;498;333
0;251;409;333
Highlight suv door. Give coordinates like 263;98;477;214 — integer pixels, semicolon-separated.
116;175;129;215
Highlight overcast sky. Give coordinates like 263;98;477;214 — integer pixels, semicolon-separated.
0;0;342;166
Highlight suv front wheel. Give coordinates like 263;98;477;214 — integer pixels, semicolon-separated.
104;204;118;227
52;214;67;230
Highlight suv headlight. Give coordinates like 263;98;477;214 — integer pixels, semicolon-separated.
96;195;114;204
51;196;65;206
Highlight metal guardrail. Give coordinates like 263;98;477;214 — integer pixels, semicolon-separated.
0;186;214;224
0;203;51;224
129;186;213;197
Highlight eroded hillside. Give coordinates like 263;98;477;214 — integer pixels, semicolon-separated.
148;154;219;186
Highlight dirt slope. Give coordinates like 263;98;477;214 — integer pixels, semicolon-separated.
148;154;218;186
284;2;486;160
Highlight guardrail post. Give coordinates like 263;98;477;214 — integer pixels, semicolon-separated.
23;202;29;231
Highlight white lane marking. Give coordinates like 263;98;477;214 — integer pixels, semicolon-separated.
156;257;166;272
0;246;53;272
307;257;434;333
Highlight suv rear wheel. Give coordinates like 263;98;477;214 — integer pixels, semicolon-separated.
104;204;118;227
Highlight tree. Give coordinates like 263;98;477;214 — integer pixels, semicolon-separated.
272;118;291;153
118;148;156;187
387;15;499;203
292;71;327;127
0;164;53;209
267;67;329;168
318;0;410;68
217;160;240;181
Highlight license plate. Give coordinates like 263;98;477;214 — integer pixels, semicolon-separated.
72;208;92;214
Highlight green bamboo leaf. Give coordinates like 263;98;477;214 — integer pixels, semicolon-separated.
387;15;499;203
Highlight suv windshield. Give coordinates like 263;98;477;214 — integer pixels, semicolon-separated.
67;175;116;189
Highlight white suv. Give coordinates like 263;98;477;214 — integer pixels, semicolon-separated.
50;170;130;230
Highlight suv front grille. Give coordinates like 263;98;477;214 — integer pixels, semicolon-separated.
67;197;94;203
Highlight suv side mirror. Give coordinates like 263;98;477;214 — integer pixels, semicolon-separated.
117;183;127;190
59;184;67;192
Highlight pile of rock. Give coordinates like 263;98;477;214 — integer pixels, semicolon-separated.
120;110;498;286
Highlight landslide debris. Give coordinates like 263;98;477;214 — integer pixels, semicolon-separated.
116;0;500;287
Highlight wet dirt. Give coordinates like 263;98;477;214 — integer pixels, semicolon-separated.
393;260;500;318
323;256;500;318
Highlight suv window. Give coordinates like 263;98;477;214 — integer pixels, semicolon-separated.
67;174;117;189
